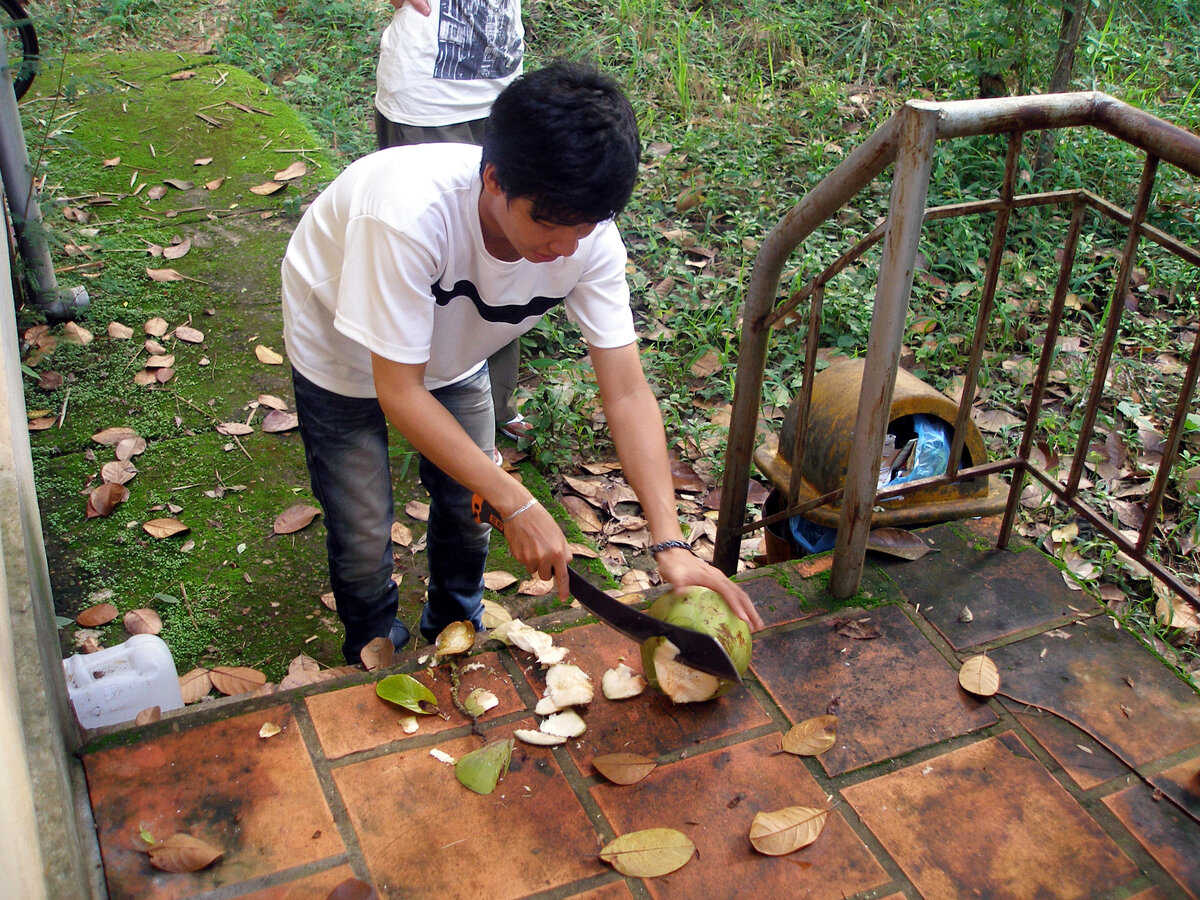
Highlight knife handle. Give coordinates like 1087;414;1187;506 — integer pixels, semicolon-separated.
472;493;506;532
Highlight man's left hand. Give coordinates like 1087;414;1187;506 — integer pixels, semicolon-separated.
655;547;764;630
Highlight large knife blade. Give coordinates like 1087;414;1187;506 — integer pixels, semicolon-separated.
472;494;743;683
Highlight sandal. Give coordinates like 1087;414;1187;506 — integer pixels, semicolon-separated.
499;413;533;442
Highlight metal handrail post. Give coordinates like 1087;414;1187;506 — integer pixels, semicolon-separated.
0;32;85;321
829;102;940;598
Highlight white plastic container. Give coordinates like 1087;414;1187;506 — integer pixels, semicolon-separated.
62;634;184;729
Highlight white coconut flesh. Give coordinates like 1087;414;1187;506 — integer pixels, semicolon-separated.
601;663;647;700
653;639;720;703
545;663;593;708
540;710;586;738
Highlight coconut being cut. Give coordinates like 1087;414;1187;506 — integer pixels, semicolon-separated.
640;586;752;703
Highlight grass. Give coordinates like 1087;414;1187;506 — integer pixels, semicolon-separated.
18;0;1200;685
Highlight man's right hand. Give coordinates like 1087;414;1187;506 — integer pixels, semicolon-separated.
391;0;432;14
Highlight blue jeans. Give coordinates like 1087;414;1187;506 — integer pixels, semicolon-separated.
292;367;494;662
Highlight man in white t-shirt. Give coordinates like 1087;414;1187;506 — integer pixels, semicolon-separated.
283;61;762;665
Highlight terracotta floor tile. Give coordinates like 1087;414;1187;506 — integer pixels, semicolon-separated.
751;604;997;775
514;623;773;772
562;879;636;899
232;865;359;899
306;652;526;760
332;725;601;899
1126;888;1178;900
842;732;1139;900
1001;698;1129;790
883;523;1095;649
84;704;343;900
1103;775;1200;897
989;616;1200;770
742;570;826;628
1149;755;1200;821
589;735;889;900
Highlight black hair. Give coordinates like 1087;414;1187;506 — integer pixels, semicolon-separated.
481;59;640;226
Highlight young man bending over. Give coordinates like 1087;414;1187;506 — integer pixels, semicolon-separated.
282;60;763;665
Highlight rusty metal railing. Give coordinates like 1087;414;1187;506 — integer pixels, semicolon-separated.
714;92;1200;612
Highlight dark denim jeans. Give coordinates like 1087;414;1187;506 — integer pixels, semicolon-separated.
292;367;493;663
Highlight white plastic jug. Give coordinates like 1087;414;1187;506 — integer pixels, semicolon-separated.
62;634;184;729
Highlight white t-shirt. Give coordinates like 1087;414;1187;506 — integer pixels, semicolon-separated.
281;143;636;398
375;0;523;127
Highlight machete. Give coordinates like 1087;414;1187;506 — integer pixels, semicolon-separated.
471;493;743;683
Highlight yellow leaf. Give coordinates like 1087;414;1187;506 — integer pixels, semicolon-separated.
749;806;828;856
781;714;838;756
599;828;695;877
255;345;284;365
258;721;282;739
958;654;1000;696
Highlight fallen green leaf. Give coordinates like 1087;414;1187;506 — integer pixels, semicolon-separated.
376;673;438;714
455;738;514;794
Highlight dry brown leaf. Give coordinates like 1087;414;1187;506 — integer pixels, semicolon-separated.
205;176;226;191
326;878;381;900
749;806;828;856
567;541;599;559
179;668;213;703
77;602;119;627
145;338;167;355
274;504;322;535
959;654;1000;696
63;321;94;345
145;354;176;369
518;576;556;596
146;268;185;283
163;178;194;190
561;494;602;532
114;435;147;460
255;345;284;365
174;324;204;343
257;394;288;410
320;591;337;611
92;426;140;446
391;520;413;547
689;348;721;378
483;570;518;591
866;527;934;560
86;482;129;518
360;636;394;672
210;666;267;696
405;500;430;521
592;752;656;785
194;157;213;166
100;460;138;485
216;422;254;436
250;180;286;195
144;317;169;337
781;714;838;756
274;161;307;181
261;409;298;433
143;518;189;539
124;608;163;636
134;706;161;726
163;238;192;260
147;833;223;873
599;828;695;877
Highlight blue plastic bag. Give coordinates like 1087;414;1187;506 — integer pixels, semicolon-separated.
887;414;951;486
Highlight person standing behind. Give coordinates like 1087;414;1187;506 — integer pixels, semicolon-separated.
375;0;531;443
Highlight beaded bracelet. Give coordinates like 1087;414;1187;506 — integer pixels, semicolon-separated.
504;498;540;522
648;539;693;555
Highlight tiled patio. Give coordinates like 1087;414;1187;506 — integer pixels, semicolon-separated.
80;518;1200;899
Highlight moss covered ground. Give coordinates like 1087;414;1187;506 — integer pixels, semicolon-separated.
20;52;597;683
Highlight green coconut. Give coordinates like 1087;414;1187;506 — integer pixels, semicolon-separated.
640;586;752;703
